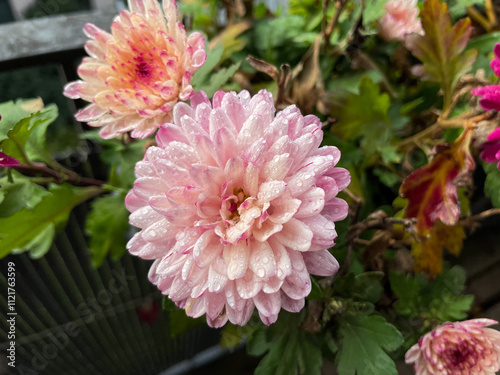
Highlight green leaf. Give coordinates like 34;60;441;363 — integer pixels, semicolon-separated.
429;265;467;297
253;330;322;375
168;309;205;338
307;277;323;300
390;266;473;322
336;314;403;375
362;0;388;27
247;327;270;357
327;71;383;94
191;44;224;90
220;323;257;349
203;61;242;98
0;184;100;258
332;77;392;156
0;181;34;217
82;132;146;189
373;168;400;188
428;294;474;321
0;100;31;140
389;272;424;317
162;296;178;311
85;193;130;267
0;105;58;163
448;0;483;20
333;271;384;304
467;31;500;75
484;162;500;208
406;0;477;108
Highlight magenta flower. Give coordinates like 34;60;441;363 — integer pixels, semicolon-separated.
472;44;500;112
125;90;350;327
64;0;206;139
0;152;20;167
405;319;500;375
472;44;500;170
377;0;423;42
480;127;500;170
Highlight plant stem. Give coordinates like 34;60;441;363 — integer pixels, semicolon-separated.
396;111;496;150
13;162;107;187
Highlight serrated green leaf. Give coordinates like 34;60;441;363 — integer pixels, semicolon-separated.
379;145;402;164
247;327;270;357
0;184;100;258
0;181;35;217
333;271;384;304
373;168;400;188
406;0;477;108
0;105;58;163
430;265;467;297
353;272;384;303
336;314;403;375
85;193;130;267
0;100;31;140
484;162;500;208
297;335;323;375
253;330;322;375
203;61;242;98
22;224;55;259
332;77;392;156
390;266;472;322
428;293;474;321
389;272;423;317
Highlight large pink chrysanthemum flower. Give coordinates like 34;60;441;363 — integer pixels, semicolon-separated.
125;89;350;327
64;0;206;139
405;319;500;375
377;0;423;42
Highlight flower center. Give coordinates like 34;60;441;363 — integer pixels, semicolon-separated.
221;188;248;223
443;341;476;369
217;188;268;245
135;60;153;78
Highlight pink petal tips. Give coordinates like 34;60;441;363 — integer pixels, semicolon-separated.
377;0;423;42
125;89;350;327
0;152;20;167
405;319;500;375
64;0;206;139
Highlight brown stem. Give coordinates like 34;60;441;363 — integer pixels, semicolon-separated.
323;0;348;51
462;208;500;223
396;111;496;150
13;162;106;187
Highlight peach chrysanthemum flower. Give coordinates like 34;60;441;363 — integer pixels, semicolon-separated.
64;0;206;139
406;319;500;375
378;0;423;42
125;90;350;327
